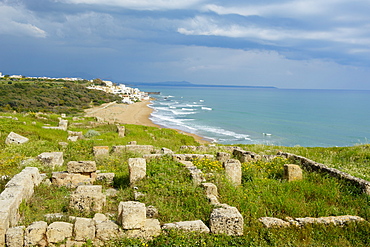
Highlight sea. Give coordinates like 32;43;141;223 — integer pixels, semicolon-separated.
136;85;370;147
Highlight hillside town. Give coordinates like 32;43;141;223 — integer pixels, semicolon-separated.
0;72;150;104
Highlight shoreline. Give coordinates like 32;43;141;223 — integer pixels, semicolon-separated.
84;101;210;144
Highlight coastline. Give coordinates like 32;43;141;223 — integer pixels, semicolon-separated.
84;101;210;144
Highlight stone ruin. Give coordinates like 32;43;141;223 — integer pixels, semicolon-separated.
5;132;29;145
42;119;68;131
70;185;106;213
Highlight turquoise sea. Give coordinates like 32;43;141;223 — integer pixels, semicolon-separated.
137;86;370;147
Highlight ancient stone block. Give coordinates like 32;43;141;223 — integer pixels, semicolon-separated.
5;132;29;145
162;220;210;233
68;131;84;140
259;217;291;228
161;147;173;154
117;201;146;230
202;183;218;197
113;145;154;155
46;222;73;244
209;205;244;236
128;158;146;184
52;172;93;188
59;119;68;131
73;217;95;241
70;186;106;213
146;205;159;218
95;221;120;241
284;164;303;182
6;226;25;247
223;159;242;186
37;152;64;168
96;173;115;184
93;213;107;224
67;136;78;142
0;212;10;246
125;219;161;240
67;161;97;173
24;221;48;247
93;146;109;157
216;152;231;163
117;125;126;137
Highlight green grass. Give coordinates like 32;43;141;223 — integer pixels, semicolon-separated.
1;112;370;246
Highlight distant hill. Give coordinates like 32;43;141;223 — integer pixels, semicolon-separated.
122;81;277;89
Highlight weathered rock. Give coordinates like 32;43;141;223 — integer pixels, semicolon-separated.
216;152;231;163
223;159;242;186
93;146;110;157
70;185;106;212
93;213;108;224
0;212;10;246
117;125;126;137
112;145;154;155
73;217;95;242
161;147;173;154
146;205;159;219
59;119;68;131
37;152;64;168
67;161;97;173
125;219;161;240
259;217;291;228
6;226;24;247
51;172;94;188
65;239;85;247
68;131;84;140
95;220;120;241
294;215;365;226
117;201;146;230
284;164;303;182
128;158;146;184
5;132;29;145
46;222;73;244
96;173;115;185
209;205;244;236
202;183;220;205
67;136;78;142
24;221;48;247
162;220;210;233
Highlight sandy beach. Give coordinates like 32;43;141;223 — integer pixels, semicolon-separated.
85;100;209;144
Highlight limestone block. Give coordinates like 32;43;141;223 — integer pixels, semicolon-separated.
162;220;210;233
209;205;244;236
37;152;64;168
284;164;303;181
113;145;154;155
0;212;10;246
128;141;137;145
73;217;95;241
187;167;206;185
65;239;85;247
5;132;29;145
75;185;102;194
216;152;231;163
0;194;21;227
146;205;159;219
52;172;93;188
70;189;106;213
93;213;108;224
117;125;126;137
22;167;42;186
294;215;365;226
67;161;97;173
202;183;218;198
117;201;146;230
67;136;78;142
96;173;115;184
93;146;110;157
95;221;120;241
68;131;84;139
161;147;173;154
24;221;48;247
6;226;24;247
59;119;68;131
223;159;242;186
128;158;146;184
125;219;161;240
259;217;291;228
46;222;73;244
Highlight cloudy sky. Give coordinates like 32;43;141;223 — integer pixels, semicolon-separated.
1;0;370;89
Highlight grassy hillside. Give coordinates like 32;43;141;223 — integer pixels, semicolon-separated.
1;112;369;246
0;79;121;113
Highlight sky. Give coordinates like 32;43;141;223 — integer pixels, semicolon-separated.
1;0;370;89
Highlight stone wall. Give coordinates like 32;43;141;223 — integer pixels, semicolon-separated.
0;167;41;245
278;152;370;195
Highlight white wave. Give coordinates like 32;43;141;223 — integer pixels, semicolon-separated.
200;100;204;102
181;108;195;111
201;107;212;111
